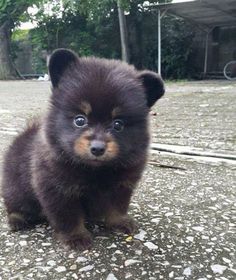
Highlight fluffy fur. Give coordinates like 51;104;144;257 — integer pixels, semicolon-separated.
1;49;164;250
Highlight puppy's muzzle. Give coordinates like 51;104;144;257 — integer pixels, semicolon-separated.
90;140;106;157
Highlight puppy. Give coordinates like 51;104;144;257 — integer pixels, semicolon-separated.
1;49;164;250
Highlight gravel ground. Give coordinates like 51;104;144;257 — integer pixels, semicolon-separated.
0;80;235;280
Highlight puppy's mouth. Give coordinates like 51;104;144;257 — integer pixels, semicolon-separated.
81;156;112;167
88;158;105;165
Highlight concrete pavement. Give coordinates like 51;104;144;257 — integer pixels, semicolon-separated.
0;80;235;280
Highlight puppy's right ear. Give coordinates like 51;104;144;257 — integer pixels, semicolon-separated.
138;71;165;108
49;48;78;88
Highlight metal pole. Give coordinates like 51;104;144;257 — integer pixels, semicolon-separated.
204;31;209;75
158;9;161;75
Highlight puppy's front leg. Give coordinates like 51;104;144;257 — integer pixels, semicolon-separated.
37;187;92;250
105;184;137;234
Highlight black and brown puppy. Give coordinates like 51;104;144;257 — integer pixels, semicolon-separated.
1;49;164;250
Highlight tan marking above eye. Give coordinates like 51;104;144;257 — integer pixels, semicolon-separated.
79;101;92;116
112;107;122;118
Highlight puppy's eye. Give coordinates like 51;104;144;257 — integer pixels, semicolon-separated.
113;119;124;132
74;115;88;127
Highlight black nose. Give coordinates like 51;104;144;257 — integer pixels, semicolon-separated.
90;140;106;157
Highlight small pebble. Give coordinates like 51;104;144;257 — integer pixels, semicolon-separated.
47;260;56;266
42;242;51;246
106;273;118;280
144;241;158;250
19;241;27;246
76;256;88;263
72;273;78;279
70;264;77;270
55;266;66;273
79;265;94;272
124;259;141;266
125;236;133;242
211;264;227;274
183;267;192;276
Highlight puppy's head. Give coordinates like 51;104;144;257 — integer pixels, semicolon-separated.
47;49;164;167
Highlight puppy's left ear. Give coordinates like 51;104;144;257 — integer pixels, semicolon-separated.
138;71;165;107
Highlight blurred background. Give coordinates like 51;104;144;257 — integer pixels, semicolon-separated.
0;0;236;81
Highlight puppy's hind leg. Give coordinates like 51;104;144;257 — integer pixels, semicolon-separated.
8;212;32;231
5;196;44;231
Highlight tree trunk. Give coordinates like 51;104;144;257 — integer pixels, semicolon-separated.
0;21;20;80
117;0;129;63
127;12;143;69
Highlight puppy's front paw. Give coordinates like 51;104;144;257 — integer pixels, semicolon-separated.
107;215;137;235
58;230;93;251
